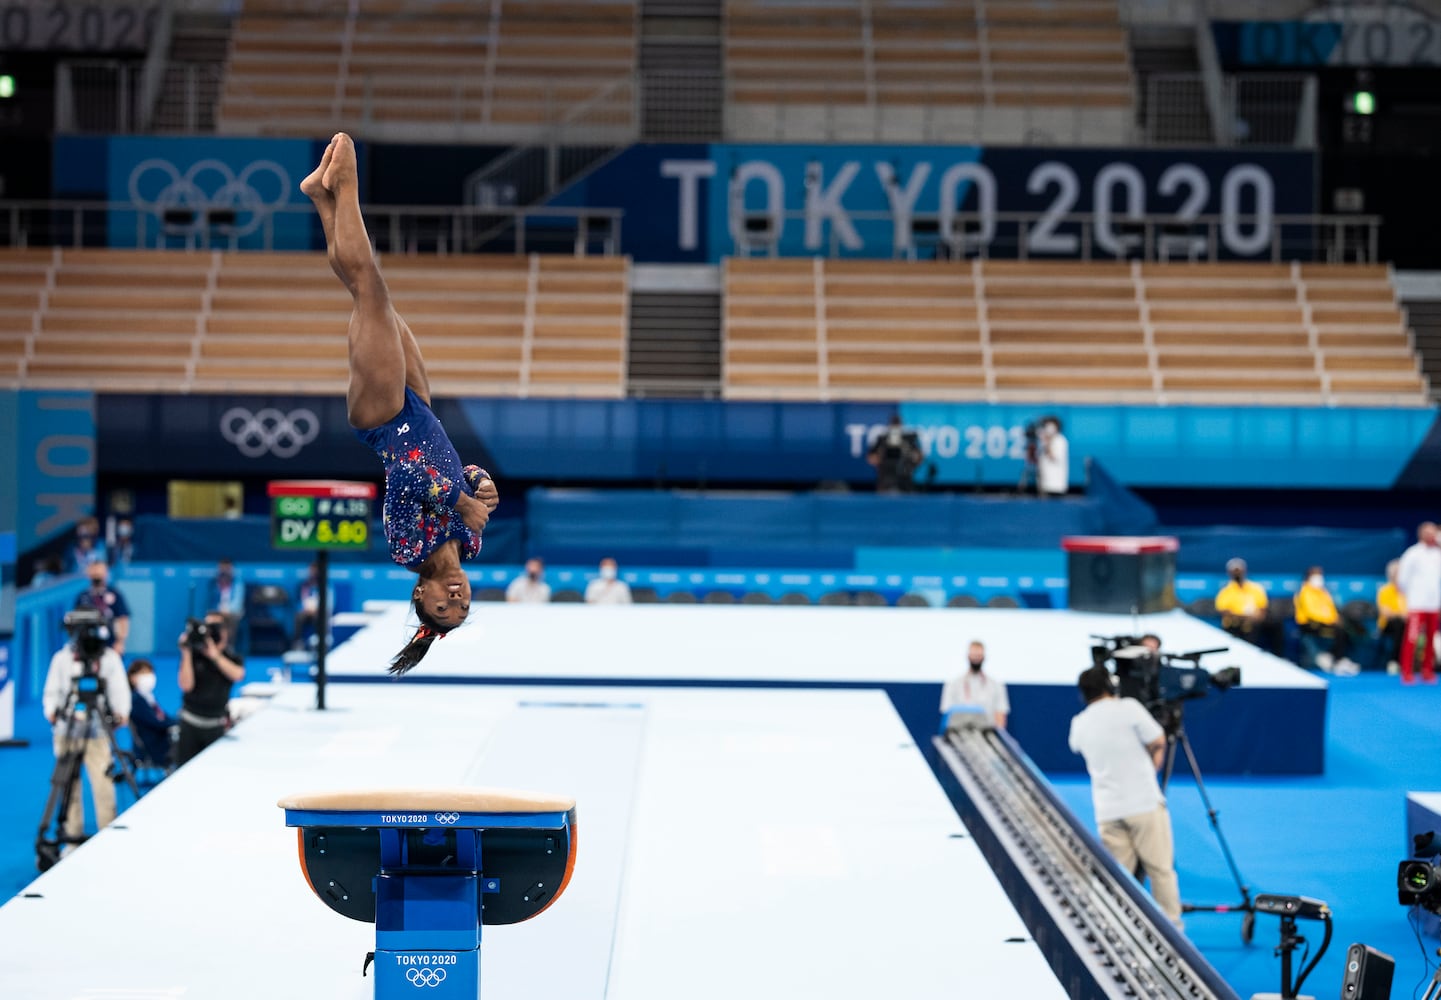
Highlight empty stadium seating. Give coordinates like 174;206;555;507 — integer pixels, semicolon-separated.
721;258;1429;405
3;248;1424;408
0;248;627;398
219;1;638;141
724;0;1134;143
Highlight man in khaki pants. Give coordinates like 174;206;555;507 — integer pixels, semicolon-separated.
1068;664;1183;930
42;622;131;849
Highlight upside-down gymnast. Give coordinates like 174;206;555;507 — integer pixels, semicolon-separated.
302;132;499;675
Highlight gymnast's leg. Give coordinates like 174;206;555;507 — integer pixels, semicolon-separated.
300;133;429;425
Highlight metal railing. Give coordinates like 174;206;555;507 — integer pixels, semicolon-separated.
0;200;624;257
1146;72;1316;148
737;209;1382;264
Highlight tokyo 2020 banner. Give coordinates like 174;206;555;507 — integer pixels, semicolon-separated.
545;143;1317;263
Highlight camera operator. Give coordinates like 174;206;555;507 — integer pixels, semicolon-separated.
41;620;131;845
1068;664;1184;930
176;611;244;766
72;561;131;656
866;414;924;493
1034;417;1069;498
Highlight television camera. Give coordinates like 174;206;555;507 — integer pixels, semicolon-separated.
1090;634;1242;733
64;608;110;666
1399;831;1441;913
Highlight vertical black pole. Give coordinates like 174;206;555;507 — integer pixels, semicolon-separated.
316;550;329;711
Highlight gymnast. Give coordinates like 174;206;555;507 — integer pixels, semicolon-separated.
301;132;498;675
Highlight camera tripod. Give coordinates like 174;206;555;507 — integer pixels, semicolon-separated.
1156;702;1257;944
35;669;138;872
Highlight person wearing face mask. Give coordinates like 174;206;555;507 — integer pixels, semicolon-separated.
1294;566;1358;675
939;640;1009;730
1375;559;1407;675
1396;521;1441;684
506;557;552;604
110;517;135;566
584;558;632;605
67;516;106;573
72;561;131;656
1214;558;1279;654
126;659;175;771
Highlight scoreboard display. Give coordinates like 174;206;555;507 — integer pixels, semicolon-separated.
267;480;376;551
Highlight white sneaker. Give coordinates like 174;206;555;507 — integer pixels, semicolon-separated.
1388;660;1401;676
1335;658;1360;676
1315;652;1335;672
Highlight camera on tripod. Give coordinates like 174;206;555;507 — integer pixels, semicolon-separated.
183;616;217;652
1090;634;1241;729
63;609;110;665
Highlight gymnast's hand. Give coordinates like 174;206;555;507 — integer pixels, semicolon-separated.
473;475;499;512
457;493;491;534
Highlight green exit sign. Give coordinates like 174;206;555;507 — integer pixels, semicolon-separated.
267;480;377;551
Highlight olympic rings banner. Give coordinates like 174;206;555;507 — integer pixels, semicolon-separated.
94;393;1441;491
58;136;324;250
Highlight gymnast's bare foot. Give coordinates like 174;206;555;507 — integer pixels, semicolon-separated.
322;132;358;194
300;135;335;205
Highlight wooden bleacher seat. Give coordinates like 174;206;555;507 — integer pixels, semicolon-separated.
721;257;1429;406
219;3;637;138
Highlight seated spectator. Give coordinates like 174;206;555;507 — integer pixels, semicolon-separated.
209;559;247;636
28;555;65;589
126;659;174;770
939;640;1009;730
1376;558;1406;675
584;558;632;605
507;558;552;603
68;516;106;573
73;561;131;656
1214;558;1280;654
110;517;136;566
1294;566;1358;675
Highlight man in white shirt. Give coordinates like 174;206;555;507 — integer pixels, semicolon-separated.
939;640;1009;730
42;617;132;846
506;558;553;604
1036;416;1069;497
1397;521;1441;685
1068;664;1183;929
584;557;632;605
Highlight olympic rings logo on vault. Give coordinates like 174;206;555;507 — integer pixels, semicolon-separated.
406;967;447;988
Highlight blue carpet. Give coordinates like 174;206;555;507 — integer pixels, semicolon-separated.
0;653;283;898
1048;674;1441;1000
2;665;1438;998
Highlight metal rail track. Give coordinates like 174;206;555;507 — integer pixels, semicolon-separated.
934;727;1240;1000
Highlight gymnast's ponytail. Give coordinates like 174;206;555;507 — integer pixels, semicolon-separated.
389;600;454;676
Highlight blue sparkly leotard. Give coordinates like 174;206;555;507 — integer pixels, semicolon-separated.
354;388;488;570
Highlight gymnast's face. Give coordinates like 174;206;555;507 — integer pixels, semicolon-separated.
415;575;472;629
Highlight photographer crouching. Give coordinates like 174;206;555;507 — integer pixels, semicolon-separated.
1069;664;1184;930
41;611;131;851
176;611;245;766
